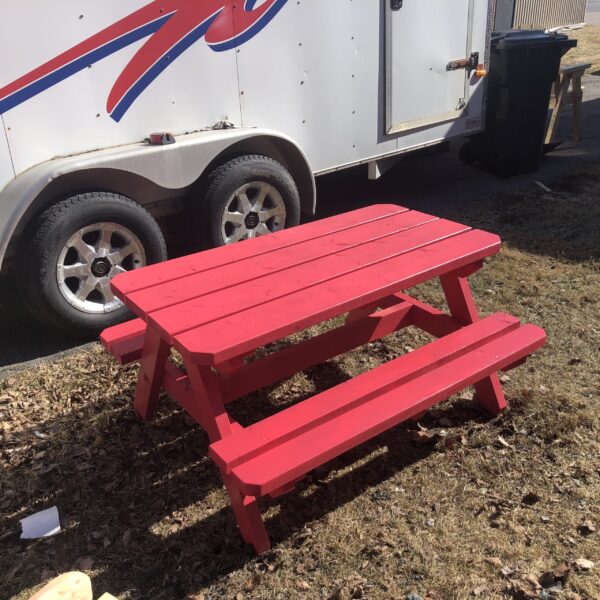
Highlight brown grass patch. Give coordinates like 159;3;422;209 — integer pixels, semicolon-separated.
567;25;600;74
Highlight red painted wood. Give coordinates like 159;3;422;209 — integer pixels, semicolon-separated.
440;273;480;324
163;361;242;433
112;204;407;296
224;478;270;553
150;218;474;345
209;315;546;496
210;312;520;470
133;326;170;420
185;363;234;442
392;292;462;338
218;300;414;402
123;210;437;315
440;271;507;415
99;205;548;554
99;318;146;364
172;230;500;364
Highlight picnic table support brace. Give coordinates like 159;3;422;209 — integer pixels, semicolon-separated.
134;327;171;420
440;270;507;415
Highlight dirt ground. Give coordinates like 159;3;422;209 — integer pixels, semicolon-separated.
1;158;599;600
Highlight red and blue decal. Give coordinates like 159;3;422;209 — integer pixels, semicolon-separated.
0;0;287;122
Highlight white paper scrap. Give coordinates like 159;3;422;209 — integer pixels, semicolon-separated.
20;506;61;539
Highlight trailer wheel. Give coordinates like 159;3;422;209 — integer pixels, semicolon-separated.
190;154;301;248
19;192;167;336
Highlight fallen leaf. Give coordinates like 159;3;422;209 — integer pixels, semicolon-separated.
540;562;571;588
78;556;94;571
498;435;513;448
408;430;438;443
521;574;541;589
296;580;311;591
578;520;596;535
245;575;259;591
40;569;56;582
501;566;515;577
484;557;503;568
573;558;594;571
122;529;132;546
521;492;540;505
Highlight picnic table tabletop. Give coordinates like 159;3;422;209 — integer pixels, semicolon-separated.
111;204;500;364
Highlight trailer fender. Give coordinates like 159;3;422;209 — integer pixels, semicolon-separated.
0;128;315;272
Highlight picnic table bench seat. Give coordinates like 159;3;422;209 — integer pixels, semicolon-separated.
100;204;546;554
209;312;545;497
100;318;146;364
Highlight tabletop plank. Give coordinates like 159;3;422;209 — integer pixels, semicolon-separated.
122;210;439;315
171;229;500;364
112;204;407;295
148;218;472;340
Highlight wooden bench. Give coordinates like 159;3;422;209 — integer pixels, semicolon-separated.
210;313;545;500
101;204;547;554
546;62;592;144
100;317;146;364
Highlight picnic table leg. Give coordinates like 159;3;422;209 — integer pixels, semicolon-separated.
134;327;170;420
225;479;271;553
183;358;271;552
185;363;235;441
440;273;507;415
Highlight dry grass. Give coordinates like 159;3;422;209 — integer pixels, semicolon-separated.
567;25;600;74
1;163;599;600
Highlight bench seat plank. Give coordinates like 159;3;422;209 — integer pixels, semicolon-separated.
209;313;545;496
99;318;146;364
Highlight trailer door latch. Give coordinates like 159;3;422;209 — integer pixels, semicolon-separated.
447;52;479;72
390;0;403;10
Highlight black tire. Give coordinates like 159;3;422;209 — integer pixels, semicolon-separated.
18;192;167;337
188;154;301;249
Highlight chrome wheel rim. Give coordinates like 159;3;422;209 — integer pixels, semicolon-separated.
221;181;286;244
56;222;146;314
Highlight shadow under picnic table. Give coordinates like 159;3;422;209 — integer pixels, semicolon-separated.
1;363;491;599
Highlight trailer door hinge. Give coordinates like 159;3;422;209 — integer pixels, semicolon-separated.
447;52;479;72
390;0;403;10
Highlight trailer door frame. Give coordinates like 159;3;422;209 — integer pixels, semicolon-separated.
385;0;476;134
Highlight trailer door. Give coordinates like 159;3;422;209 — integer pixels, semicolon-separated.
386;0;475;134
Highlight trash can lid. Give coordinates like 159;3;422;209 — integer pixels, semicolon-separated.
492;30;576;49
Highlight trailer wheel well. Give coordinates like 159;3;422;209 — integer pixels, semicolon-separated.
195;135;315;216
2;133;315;274
2;168;179;272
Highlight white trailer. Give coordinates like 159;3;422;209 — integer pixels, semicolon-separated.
0;0;494;334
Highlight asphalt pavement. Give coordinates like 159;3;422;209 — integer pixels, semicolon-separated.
587;0;600;25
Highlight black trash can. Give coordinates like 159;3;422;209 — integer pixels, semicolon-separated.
461;30;576;177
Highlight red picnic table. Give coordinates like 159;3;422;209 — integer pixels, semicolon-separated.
101;204;546;553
